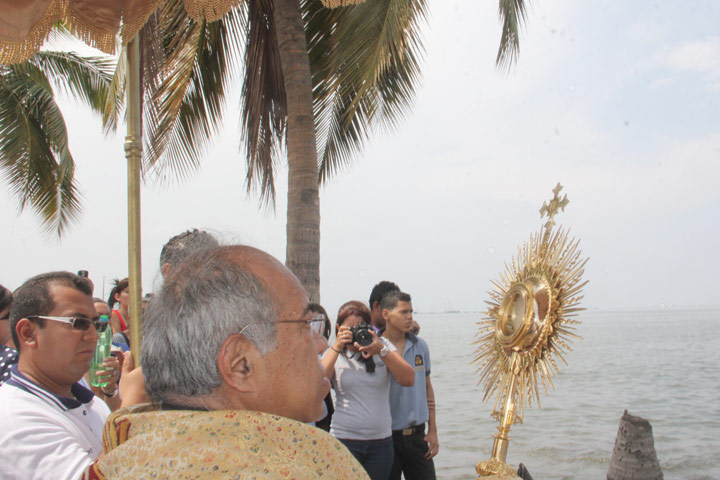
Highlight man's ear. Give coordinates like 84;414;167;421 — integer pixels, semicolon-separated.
161;263;172;277
381;308;390;321
16;318;38;349
217;334;256;393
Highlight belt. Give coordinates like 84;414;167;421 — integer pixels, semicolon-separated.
393;423;425;436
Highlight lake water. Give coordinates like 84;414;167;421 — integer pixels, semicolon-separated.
416;309;720;479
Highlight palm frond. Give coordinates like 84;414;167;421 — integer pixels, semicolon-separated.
142;0;243;185
102;48;126;134
307;0;428;182
239;0;285;207
0;66;82;236
496;0;528;71
24;51;116;115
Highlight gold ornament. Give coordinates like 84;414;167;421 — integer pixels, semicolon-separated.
473;183;588;477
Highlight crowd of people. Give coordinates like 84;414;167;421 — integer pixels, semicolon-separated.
0;229;440;480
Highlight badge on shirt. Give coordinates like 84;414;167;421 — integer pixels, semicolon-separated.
415;355;423;366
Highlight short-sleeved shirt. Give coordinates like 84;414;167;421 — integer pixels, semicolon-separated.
0;365;110;480
388;332;432;431
325;337;397;440
0;345;18;385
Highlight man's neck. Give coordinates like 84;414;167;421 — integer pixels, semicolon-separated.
17;357;74;398
382;325;407;346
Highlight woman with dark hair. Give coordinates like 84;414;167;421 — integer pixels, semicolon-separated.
321;301;415;480
107;278;129;334
0;283;18;385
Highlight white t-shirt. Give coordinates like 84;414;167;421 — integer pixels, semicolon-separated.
0;367;110;480
326;337;397;440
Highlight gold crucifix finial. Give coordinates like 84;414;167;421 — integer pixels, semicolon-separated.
539;183;569;239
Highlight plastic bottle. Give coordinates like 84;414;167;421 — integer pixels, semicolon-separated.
89;315;112;387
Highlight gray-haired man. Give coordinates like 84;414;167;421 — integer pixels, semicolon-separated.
89;245;368;479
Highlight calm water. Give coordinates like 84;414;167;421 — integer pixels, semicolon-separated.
416;309;720;479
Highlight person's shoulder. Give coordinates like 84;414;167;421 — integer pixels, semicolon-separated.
0;380;36;405
88;394;112;417
407;332;430;349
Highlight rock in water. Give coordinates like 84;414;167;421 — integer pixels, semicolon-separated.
517;463;534;480
607;410;663;480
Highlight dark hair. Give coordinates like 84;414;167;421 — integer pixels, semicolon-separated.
380;291;412;312
10;272;93;351
107;278;129;308
369;281;400;308
0;284;12;313
336;301;371;329
308;303;331;340
160;229;219;268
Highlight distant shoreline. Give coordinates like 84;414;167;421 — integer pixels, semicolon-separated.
415;305;720;315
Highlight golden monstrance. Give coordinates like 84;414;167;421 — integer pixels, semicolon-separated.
473;183;589;478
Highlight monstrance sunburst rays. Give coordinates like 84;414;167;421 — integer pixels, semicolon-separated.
473;183;589;477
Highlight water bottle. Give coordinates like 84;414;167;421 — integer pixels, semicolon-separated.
89;315;112;387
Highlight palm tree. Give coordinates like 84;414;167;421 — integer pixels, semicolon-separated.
0;50;116;236
134;0;527;302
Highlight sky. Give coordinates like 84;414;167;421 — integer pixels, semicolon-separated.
2;0;719;316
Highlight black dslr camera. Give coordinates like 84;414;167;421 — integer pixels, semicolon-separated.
349;322;373;347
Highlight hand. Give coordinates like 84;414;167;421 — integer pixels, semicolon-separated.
357;331;382;359
97;355;121;394
424;430;439;459
333;325;353;352
118;351;149;407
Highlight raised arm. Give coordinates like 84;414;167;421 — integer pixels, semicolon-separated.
358;333;414;386
381;349;415;386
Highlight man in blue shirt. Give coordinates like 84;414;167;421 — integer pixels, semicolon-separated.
381;291;438;479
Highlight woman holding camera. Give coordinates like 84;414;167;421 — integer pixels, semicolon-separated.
321;301;415;480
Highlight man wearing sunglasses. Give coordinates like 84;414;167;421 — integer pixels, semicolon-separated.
88;245;368;479
0;272;113;480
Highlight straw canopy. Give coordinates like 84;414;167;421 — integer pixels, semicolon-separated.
0;0;241;65
320;0;366;7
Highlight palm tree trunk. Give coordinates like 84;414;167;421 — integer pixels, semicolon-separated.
272;0;321;302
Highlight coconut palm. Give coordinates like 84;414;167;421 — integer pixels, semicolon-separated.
132;0;527;301
0;50;117;236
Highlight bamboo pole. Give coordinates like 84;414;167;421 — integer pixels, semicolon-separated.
124;35;143;363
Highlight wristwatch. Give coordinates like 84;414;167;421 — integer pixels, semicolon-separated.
379;345;389;357
102;386;119;398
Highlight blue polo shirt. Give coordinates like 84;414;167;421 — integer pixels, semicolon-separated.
387;332;431;430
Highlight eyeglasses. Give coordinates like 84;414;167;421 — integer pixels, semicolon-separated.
27;315;107;332
238;314;327;336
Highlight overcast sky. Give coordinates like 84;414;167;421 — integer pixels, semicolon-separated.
2;0;719;316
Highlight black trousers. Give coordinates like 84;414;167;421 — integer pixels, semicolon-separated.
389;425;436;480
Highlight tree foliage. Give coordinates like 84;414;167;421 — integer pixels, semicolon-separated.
0;51;115;236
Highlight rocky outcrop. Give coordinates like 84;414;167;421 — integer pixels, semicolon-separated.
607;410;663;480
516;463;534;480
